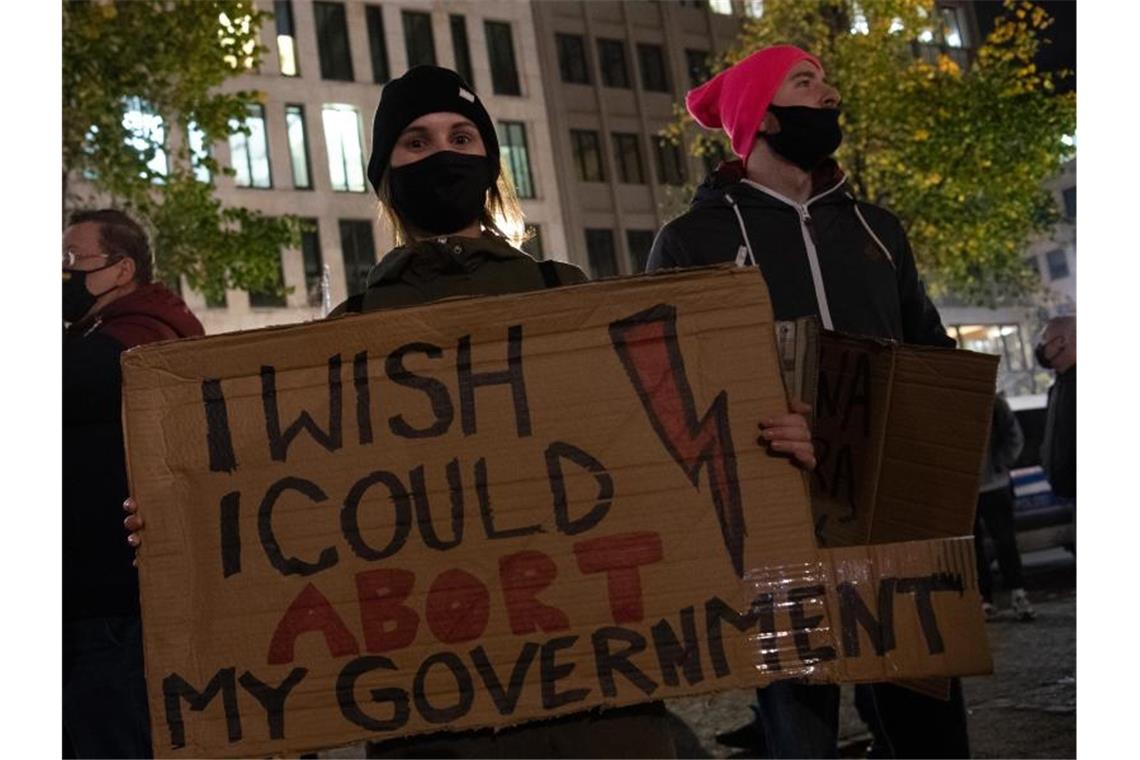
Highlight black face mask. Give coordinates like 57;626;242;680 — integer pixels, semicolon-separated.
1034;341;1056;369
389;151;497;236
761;105;843;172
62;262;119;324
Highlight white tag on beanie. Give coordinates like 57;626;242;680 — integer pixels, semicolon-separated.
458;87;475;102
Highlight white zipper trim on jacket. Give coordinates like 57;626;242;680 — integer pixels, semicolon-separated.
739;178;840;330
848;194;896;268
724;193;758;268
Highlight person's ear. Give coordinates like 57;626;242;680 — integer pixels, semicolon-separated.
758;111;779;135
115;256;136;286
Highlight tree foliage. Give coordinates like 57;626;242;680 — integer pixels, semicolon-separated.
662;0;1075;305
63;0;298;301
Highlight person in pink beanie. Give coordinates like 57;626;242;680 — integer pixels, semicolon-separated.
647;46;968;759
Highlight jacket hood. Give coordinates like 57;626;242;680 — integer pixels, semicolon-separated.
368;233;530;286
100;283;203;337
691;158;849;210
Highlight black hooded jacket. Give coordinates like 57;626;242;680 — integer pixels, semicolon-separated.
63;283;205;621
647;160;953;347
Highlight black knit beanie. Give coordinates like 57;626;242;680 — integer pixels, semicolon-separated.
367;65;500;195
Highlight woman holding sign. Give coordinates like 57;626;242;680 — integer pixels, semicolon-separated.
124;65;817;757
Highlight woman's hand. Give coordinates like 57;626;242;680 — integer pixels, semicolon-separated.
123;497;144;566
758;399;816;470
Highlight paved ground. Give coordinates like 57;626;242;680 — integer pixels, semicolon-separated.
665;547;1076;759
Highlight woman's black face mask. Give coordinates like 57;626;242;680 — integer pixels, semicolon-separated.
760;105;843;172
389;151;497;236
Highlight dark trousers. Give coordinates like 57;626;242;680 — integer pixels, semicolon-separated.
63;615;153;759
973;486;1025;602
855;680;971;759
755;680;970;759
755;681;840;758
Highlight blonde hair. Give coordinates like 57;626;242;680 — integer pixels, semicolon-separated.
378;157;528;249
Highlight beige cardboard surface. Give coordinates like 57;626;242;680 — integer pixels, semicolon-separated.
122;267;991;758
811;332;999;547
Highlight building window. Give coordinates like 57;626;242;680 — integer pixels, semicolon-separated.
597;38;630;88
637;43;669;93
322;104;366;193
450;15;474;87
229;103;271;189
626;229;655;273
340;220;376;297
1062;186;1076;219
275;0;299;76
313;1;354;81
187;121;211;183
1046;248;1070;280
522;225;544;260
285;105;313;190
498;121;535;199
654;136;686;185
1025;255;1040;278
940;5;968;48
709;0;734;14
585;229;618;279
612;133;645;184
123;96;167;180
485;20;521;95
743;0;765;18
685;49;711;87
365;5;390;84
300;219;324;307
570;130;605;182
403;10;437;67
249;254;287;308
952;324;1030;373
556;33;590;84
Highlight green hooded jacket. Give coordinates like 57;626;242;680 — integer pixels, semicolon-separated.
330;233;587;315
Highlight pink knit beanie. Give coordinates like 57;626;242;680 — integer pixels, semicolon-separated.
685;45;822;163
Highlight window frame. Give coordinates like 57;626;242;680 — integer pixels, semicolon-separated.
626;229;656;274
229;103;272;189
484;20;522;96
365;4;390;84
402;10;437;68
612;132;645;184
585;228;618;279
636;43;670;93
284;104;314;190
300;219;324;307
597;38;631;89
450;15;474;87
499;120;536;199
570;129;605;182
312;1;355;82
556;33;590;84
274;0;300;77
339;219;377;298
322;103;367;193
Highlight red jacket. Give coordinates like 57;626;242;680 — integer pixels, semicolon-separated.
69;281;205;347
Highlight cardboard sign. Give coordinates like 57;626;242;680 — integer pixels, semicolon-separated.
122;267;993;758
810;333;1000;547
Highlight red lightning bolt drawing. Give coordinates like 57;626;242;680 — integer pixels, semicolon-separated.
609;304;745;577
